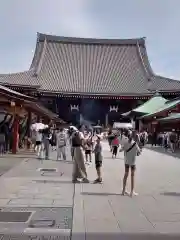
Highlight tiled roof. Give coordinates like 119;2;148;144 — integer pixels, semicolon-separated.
131;94;167;114
36;35;150;94
0;69;39;88
149;75;180;92
141;99;180;119
158;113;180;122
0;84;35;100
1;33;180;95
122;93;167;116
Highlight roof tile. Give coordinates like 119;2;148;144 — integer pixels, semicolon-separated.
0;69;39;87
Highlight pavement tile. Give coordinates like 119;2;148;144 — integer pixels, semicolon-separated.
0;199;11;206
28;198;53;205
144;212;180;223
3;141;180;236
154;222;180;234
8;198;31;205
53;199;73;206
83;196;120;232
72;184;85;237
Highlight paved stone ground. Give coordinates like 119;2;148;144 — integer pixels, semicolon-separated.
72;142;180;239
1;143;180;239
0;152;29;176
0;147;73;239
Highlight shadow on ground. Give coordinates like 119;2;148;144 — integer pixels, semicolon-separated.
51;159;73;164
145;145;180;159
81;192;121;196
104;156;124;160
33;179;73;184
161;192;180;197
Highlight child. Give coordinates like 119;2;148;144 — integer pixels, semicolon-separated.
93;136;103;183
111;134;119;158
84;136;93;164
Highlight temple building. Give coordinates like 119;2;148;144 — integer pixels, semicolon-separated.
1;33;180;126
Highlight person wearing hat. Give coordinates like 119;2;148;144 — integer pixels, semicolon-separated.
72;129;89;183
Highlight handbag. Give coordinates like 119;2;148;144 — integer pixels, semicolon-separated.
126;142;141;156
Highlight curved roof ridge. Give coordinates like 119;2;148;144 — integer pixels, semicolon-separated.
37;32;146;46
34;37;47;76
136;40;151;78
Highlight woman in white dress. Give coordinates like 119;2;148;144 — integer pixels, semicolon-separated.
120;132;140;197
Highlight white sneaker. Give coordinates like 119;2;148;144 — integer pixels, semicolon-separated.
130;191;138;197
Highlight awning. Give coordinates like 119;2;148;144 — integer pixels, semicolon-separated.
140;99;180;119
0;84;65;123
121;93;167;117
158;113;180;122
24;102;65;123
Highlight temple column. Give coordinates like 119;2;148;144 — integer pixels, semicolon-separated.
139;120;143;132
12;114;19;154
105;113;108;127
26;111;32;150
131;118;135;129
27;111;32;138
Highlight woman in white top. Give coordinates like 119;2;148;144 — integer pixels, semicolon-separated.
120;132;140;197
35;130;43;158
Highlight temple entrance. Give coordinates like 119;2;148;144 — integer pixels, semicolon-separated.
80;99;104;125
71;111;80;126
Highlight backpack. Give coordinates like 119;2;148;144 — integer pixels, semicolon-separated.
72;132;82;147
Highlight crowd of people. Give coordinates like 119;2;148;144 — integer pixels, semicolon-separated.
29;120;180;196
31;122;149;196
150;130;178;153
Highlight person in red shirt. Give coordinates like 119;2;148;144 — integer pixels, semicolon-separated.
111;135;119;158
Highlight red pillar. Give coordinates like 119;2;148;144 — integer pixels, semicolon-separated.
27;111;32;150
12;115;19;154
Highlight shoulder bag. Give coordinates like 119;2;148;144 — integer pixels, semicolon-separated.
126;142;136;153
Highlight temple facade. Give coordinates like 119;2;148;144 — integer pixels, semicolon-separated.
1;33;180;125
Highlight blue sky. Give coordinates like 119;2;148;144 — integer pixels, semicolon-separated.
0;0;180;79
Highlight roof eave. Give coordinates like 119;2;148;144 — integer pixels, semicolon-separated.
37;89;152;97
37;32;146;46
140;101;180;119
0;82;41;89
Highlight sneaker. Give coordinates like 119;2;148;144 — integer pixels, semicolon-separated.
82;178;89;183
72;179;81;183
93;178;102;184
130;191;138;197
121;190;129;196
